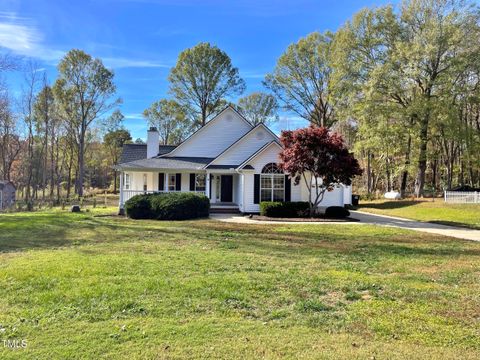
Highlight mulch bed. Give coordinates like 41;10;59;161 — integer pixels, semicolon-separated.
250;215;359;222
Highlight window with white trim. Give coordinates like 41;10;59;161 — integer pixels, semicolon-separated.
260;163;284;202
143;174;148;191
168;174;176;191
195;174;206;192
124;173;131;190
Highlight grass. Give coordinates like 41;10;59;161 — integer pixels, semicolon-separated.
358;199;480;229
0;208;479;359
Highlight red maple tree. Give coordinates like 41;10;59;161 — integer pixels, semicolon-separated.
279;125;362;216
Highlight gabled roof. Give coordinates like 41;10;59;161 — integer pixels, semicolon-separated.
162;105;253;158
203;123;280;169
119;144;176;164
236;141;283;170
116;156;214;171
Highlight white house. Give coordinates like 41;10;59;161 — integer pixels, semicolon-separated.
116;106;352;213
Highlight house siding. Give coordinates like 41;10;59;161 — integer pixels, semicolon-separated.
242;143;284;213
165;108;252;158
126;171;206;193
209;125;277;166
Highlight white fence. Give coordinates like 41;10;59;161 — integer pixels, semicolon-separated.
444;191;480;204
121;190;206;204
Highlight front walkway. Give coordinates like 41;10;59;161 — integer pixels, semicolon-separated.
210;211;480;242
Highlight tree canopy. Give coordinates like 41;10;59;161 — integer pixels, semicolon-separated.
237;92;278;125
279;126;362;215
53;49;120;196
143;99;190;145
265;32;335;127
168;42;245;127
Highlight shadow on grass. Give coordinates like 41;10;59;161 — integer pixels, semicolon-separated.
186;221;480;259
2;211;479;261
428;220;479;230
0;212;133;253
358;201;422;210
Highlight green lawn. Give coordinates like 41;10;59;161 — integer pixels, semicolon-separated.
0;209;479;359
358;199;480;229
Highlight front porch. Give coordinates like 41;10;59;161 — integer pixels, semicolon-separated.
118;170;241;212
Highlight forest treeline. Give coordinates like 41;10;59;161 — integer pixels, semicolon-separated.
0;0;479;203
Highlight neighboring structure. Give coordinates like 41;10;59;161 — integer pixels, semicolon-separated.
116;105;352;213
0;180;16;211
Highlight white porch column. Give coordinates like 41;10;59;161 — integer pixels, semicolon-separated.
118;171;125;215
165;173;169;192
206;172;211;199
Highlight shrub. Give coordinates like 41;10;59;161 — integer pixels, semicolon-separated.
125;194;155;219
260;201;310;218
150;192;210;220
324;206;350;218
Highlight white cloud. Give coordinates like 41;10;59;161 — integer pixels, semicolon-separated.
241;71;266;79
102;57;169;69
124;113;144;120
0;12;62;61
0;12;168;69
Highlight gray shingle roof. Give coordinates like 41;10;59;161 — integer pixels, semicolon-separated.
119;144;176;164
116;157;214;171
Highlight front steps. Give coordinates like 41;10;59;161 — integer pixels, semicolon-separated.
210;203;241;214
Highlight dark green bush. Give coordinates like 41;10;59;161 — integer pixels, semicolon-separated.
324;206;350;218
150;192;210;220
259;201;310;218
125;194;155;219
125;192;209;220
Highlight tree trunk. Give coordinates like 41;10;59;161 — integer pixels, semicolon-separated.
66;155;73;199
431;159;438;192
415;116;429;198
77;134;85;197
386;158;392;192
201;106;207;127
113;170;117;193
366;151;372;194
400;132;412;198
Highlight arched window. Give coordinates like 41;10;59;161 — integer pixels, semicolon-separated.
260;163;285;202
262;163;283;174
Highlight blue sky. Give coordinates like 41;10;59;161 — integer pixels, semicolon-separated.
1;0;395;139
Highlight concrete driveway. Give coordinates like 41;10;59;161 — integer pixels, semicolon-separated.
210;211;480;242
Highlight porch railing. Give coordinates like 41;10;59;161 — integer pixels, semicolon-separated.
121;189;206;204
444;191;480;204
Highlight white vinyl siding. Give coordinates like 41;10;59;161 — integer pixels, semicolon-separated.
241;142;306;213
242;143;283;213
209;125;277;166
165;108;252;158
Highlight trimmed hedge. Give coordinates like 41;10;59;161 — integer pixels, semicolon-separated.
150;192;210;220
324;206;350;218
124;193;155;219
125;192;210;220
260;201;310;218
